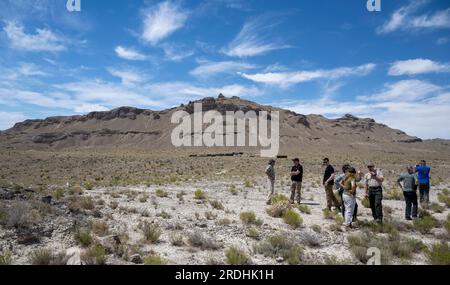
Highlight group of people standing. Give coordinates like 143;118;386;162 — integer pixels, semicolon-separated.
265;158;432;229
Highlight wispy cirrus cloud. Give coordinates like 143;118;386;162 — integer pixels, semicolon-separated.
222;14;290;57
241;63;376;88
389;59;450;76
277;80;450;139
0;62;48;81
410;8;450;29
377;1;450;34
160;43;194;61
3;21;67;52
358;79;441;101
190;60;256;78
107;68;149;86
141;1;189;45
115;46;148;61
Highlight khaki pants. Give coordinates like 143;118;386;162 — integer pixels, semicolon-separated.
325;184;340;209
290;181;302;203
267;179;275;202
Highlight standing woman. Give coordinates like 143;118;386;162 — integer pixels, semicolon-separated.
340;167;358;229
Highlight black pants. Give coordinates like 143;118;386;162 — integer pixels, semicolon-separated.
419;183;430;203
339;189;358;221
403;191;418;218
369;187;383;221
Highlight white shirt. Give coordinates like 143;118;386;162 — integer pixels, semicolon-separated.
365;169;384;188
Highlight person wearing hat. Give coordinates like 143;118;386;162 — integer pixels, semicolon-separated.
265;159;276;205
364;163;384;223
290;158;303;204
340;167;358;229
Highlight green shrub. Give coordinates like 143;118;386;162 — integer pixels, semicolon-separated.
187;232;221;250
444;214;450;235
271;194;289;204
413;215;440;234
427;242;450;265
255;235;303;265
210;200;224;210
385;189;403;201
405;238;426;254
194;189;206;200
169;232;184;246
80;197;95;210
297;204;311;215
142;222;162;243
54;188;65;199
29;249;53;265
311;224;322;233
437;193;450;208
282;209;303;228
144;253;166;265
75;229;93;247
229;184;238;195
0;253;12;265
81;245;106;265
240;211;256;225
84;181;94;190
266;201;291;218
244;178;253;188
156;189;168;198
322;208;335;219
225;246;251;265
246;227;260;240
430;202;445;213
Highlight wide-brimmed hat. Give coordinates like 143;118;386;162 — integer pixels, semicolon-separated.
292;158;300;162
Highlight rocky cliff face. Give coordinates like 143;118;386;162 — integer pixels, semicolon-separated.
0;95;422;151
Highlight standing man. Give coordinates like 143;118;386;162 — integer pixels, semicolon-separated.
397;166;418;220
265;159;276;205
416;160;431;204
364;163;384;223
290;158;303;204
323;158;340;211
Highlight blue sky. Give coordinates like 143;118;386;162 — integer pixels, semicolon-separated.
0;0;449;139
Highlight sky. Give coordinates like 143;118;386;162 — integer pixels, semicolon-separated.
0;0;449;139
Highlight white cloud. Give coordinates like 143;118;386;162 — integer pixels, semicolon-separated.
389;59;450;76
190;61;256;78
0;63;48;81
410;8;450;28
74;104;109;113
17;63;48;77
241;63;376;88
146;82;262;101
377;2;450;34
142;1;188;45
107;68;148;85
3;21;66;52
358;80;441;101
55;80;163;108
115;46;148;61
279;79;450;139
160;43;194;61
0;112;27;131
222;15;290;57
